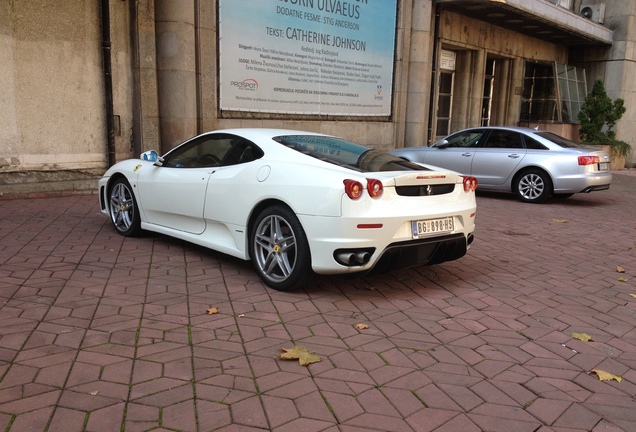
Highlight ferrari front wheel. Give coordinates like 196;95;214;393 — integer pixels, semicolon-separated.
109;178;142;236
250;205;313;291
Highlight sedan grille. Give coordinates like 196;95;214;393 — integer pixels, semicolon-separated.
395;184;455;197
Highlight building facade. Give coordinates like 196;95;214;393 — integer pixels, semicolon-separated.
1;0;634;196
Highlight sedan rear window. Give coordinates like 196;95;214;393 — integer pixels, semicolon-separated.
274;135;429;172
536;132;583;148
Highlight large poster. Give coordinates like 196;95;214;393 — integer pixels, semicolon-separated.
219;0;398;116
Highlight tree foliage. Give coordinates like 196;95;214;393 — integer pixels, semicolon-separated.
578;80;630;157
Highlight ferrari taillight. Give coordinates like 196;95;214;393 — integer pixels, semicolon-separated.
462;176;478;192
579;155;600;165
367;179;383;198
344;178;383;199
344;179;364;199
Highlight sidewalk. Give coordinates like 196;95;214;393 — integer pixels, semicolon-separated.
1;172;635;431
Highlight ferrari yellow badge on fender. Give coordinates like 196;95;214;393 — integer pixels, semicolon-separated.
134;164;142;172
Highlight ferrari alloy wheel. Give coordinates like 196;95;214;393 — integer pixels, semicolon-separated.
109;178;142;236
250;205;313;291
514;169;552;203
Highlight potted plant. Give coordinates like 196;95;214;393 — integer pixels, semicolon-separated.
577;79;631;170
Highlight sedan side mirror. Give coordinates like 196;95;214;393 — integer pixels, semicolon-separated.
435;140;451;149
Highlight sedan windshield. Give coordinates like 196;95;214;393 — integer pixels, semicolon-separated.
274;135;429;172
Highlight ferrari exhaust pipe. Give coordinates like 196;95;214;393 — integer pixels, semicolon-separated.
355;251;370;264
335;252;357;266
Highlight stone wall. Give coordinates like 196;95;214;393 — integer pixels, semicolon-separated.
0;0;134;196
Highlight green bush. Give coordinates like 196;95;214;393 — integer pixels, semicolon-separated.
578;80;631;158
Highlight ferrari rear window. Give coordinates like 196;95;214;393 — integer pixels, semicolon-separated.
274;135;429;172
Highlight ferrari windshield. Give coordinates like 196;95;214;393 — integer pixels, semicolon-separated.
274;135;429;172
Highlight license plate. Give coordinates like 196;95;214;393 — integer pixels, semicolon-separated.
412;217;454;238
599;162;609;171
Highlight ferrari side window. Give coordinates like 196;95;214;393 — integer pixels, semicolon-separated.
221;138;264;166
162;135;234;168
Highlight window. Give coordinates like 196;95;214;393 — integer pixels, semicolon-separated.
436;72;454;136
523;136;548;150
162;134;262;168
520;62;587;124
436;130;486;148
484;130;523;149
556;64;586;123
481;59;495;126
536;131;584;149
520;62;557;122
273;135;426;172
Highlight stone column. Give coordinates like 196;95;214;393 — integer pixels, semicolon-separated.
155;0;197;152
131;0;161;155
491;58;511;126
468;49;485;127
403;0;431;147
506;58;524;125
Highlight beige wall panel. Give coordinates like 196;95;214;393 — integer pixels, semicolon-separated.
156;21;196;72
404;122;427;147
155;0;195;23
10;0;106;170
602;1;636;165
111;1;134;161
439;11;566;62
0;23;19;167
409;30;432;66
607;57;636;165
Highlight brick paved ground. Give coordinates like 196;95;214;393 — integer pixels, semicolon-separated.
1;171;635;432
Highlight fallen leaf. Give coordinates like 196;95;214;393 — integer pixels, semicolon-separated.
616;265;625;273
206;307;219;315
90;391;99;396
617;277;628;282
572;332;593;342
588;369;622;383
552;219;568;223
279;346;322;366
630;294;636;299
354;323;369;330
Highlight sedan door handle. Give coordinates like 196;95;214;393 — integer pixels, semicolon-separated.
461;152;473;157
507;154;521;159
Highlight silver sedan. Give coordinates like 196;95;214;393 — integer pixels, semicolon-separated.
390;126;612;203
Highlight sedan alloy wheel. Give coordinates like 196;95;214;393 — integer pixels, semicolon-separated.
515;169;551;203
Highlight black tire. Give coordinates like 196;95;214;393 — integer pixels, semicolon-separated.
108;177;142;236
514;169;552;203
249;205;313;291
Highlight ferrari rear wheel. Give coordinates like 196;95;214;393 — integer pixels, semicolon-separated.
250;205;313;291
109;178;142;236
